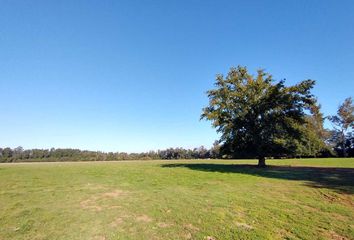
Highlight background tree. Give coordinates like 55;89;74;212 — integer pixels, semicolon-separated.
201;66;317;167
2;147;13;162
210;140;221;158
328;97;354;157
297;102;331;157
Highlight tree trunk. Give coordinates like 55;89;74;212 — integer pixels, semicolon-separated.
258;157;266;167
342;130;347;158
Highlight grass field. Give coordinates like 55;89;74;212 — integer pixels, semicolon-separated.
0;158;353;240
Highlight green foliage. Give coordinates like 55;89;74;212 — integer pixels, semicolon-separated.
328;97;354;157
0;146;216;163
297;102;332;157
201;66;324;164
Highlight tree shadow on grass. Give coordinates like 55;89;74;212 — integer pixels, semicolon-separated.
161;163;354;194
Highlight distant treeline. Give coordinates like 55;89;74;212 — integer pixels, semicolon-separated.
1;143;353;163
0;146;220;163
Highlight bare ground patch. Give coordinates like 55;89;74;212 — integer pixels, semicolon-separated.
337;193;354;207
110;217;124;227
84;183;108;191
79;189;128;212
235;222;253;230
80;198;102;212
276;229;297;239
321;230;349;240
157;222;172;228
205;236;216;240
184;223;200;231
108;205;122;209
136;214;153;223
318;190;354;208
93;235;106;240
102;189;125;198
182;223;200;239
183;232;192;239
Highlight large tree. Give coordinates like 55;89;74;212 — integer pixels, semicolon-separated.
328;97;354;157
201;66;317;167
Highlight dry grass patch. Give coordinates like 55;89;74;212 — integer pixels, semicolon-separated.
235;222;253;230
136;214;153;223
184;223;200;231
109;217;124;227
102;189;125;198
80;189;128;212
205;236;216;240
321;230;349;240
84;183;108;191
80;198;102;212
93;235;106;240
157;222;172;228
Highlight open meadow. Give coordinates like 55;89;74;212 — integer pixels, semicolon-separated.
0;158;353;240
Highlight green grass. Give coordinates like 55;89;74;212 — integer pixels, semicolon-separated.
0;158;353;240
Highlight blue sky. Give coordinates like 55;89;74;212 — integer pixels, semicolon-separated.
1;0;353;152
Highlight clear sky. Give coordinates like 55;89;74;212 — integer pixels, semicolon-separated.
1;0;353;152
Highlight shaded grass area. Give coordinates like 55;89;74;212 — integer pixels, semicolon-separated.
162;163;354;194
0;158;353;240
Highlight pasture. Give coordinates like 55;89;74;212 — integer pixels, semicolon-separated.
0;158;353;240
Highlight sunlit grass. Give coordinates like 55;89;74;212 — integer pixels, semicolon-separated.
0;158;353;239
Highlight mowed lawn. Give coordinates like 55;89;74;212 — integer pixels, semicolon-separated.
0;159;353;240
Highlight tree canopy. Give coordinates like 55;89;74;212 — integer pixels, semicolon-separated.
328;97;354;157
201;66;321;166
